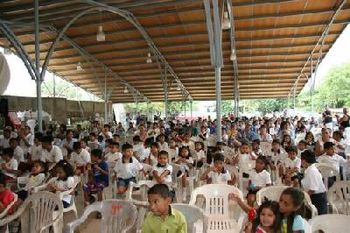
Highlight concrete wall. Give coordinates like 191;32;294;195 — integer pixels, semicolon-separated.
1;95;109;124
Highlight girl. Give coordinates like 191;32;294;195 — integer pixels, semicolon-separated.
152;150;172;184
281;134;293;150
279;187;305;233
249;200;281;233
194;141;205;167
46;161;75;208
175;146;194;192
144;142;159;166
304;132;315;150
167;138;178;162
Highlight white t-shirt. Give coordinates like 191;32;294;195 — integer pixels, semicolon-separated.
0;137;10;149
194;150;206;160
52;176;75;203
23;173;46;191
29;144;42;161
14;146;25;163
208;169;231;184
301;164;326;194
41;145;63;163
114;156;143;179
1;158;18;178
166;148;178;161
19;133;34;154
176;157;194;173
317;154;347;173
284;157;301;172
70;149;91;166
250;169;271;187
238;153;256;172
104;151;122;163
158;142;169;151
152;164;173;183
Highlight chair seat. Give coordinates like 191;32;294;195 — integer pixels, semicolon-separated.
208;218;240;232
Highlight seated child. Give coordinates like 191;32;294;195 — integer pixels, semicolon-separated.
284;146;301;174
28;132;43;163
104;141;122;164
142;184;187;233
201;153;231;184
175;146;194;189
114;143;143;194
157;134;169;151
46;161;75;208
152;150;172;184
0;173;15;214
83;173;105;206
90;149;109;188
1;148;18;181
166;139;178;162
70;141;91;175
194;141;206;167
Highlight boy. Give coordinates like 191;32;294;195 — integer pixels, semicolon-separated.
70;141;91;175
9;138;25;163
104;141;122;163
114;143;143;194
41;135;63;166
0;148;18;180
152;150;172;184
201;153;231;184
284;146;301;173
90;149;109;187
318;141;347;173
28;132;43;163
142;184;187;233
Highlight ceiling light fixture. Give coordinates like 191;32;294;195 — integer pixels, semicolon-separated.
146;52;152;64
222;11;231;30
96;25;105;42
76;62;83;71
230;49;237;61
123;85;129;93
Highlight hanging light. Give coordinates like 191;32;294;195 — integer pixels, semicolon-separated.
4;47;11;55
96;25;106;42
123;85;129;93
222;11;231;30
146;52;152;64
76;62;83;71
230;49;237;61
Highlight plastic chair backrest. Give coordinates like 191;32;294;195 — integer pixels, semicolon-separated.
172;203;208;233
189;184;243;218
65;200;137;233
315;163;340;189
309;214;350;233
327;180;350;214
0;191;63;233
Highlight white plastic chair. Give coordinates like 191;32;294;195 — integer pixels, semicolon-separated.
315;162;340;190
189;184;243;233
327;180;350;214
64;200;137;233
0;191;63;233
256;186;318;218
172;203;208;233
309;214;350;233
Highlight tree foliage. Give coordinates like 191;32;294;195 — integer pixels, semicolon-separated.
242;98;288;115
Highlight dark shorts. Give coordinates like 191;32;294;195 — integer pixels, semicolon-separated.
310;192;328;215
117;177;136;188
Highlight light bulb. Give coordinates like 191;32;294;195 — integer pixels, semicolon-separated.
230;51;237;61
96;25;105;42
123;86;129;93
146;52;152;64
77;62;83;71
222;11;231;30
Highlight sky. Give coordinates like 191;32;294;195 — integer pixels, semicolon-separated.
1;24;350;99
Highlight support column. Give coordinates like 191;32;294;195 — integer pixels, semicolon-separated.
215;66;222;142
34;0;43;132
104;70;108;123
163;67;168;120
190;100;193;118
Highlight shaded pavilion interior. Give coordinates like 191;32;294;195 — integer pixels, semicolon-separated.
0;0;349;104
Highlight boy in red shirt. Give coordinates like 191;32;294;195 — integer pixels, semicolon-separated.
0;173;15;214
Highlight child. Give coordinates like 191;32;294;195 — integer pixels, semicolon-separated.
296;140;307;158
248;200;281;233
0;148;18;180
194;141;205;167
41;135;63;166
281;134;293;150
234;143;257;173
88;132;100;150
70;141;91;175
201;153;231;184
9;138;25;163
0;174;15;215
152;150;172;184
279;187;306;233
46;161;75;208
157;134;168;151
318;141;347;174
143;142;160;166
175;146;194;195
284;146;301;173
301;150;327;215
104;141;122;164
114;143;143;194
90;149;109;188
142;184;187;233
248;156;271;207
83;173;105;206
16;160;46;203
166;138;178;162
133;135;145;160
28;132;43;163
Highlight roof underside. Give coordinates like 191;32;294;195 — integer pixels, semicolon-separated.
0;0;349;102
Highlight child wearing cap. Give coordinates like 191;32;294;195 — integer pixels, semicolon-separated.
301;150;327;215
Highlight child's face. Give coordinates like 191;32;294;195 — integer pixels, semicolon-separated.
272;143;280;151
56;167;66;179
195;143;202;151
10;140;17;148
260;207;276;228
252;143;259;150
288;151;297;160
279;194;298;215
159;136;165;143
240;145;250;154
91;155;98;163
151;146;159;155
297;143;306;150
31;163;43;174
90;135;96;141
1;155;10;162
255;159;265;172
326;146;335;156
214;160;224;171
158;154;168;165
180;148;189;158
123;148;133;158
109;145;118;153
148;194;171;217
169;140;176;148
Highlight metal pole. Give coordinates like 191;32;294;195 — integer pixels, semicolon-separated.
164;67;168;120
310;53;314;112
190;100;193;118
34;0;42;132
215;66;222;142
104;70;108;123
293;85;296;109
53;73;56;97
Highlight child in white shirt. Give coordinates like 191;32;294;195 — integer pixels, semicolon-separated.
318;141;347;173
166;139;178;162
104;141;122;164
284;146;301;173
157;134;169;151
201;153;231;184
194;141;206;168
152;150;172;184
70;141;91;175
0;148;18;180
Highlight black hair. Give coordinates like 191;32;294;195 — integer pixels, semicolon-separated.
2;148;14;158
97;135;104;142
256;155;268;167
213;153;225;162
286;146;298;154
272;139;281;145
73;141;81;151
148;183;172;199
32;160;47;173
195;141;204;149
66;129;73;135
41;135;54;143
159;150;169;157
91;148;103;159
252;139;260;145
298;140;307;146
323;141;335;150
179;146;191;158
34;132;43;141
301;150;316;164
56;160;74;181
112;134;120;138
89;132;97;137
121;143;133;152
9;137;18;144
151;142;160;150
109;141;119;147
281;187;305;233
252;200;281;233
144;137;155;148
132;135;141;143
